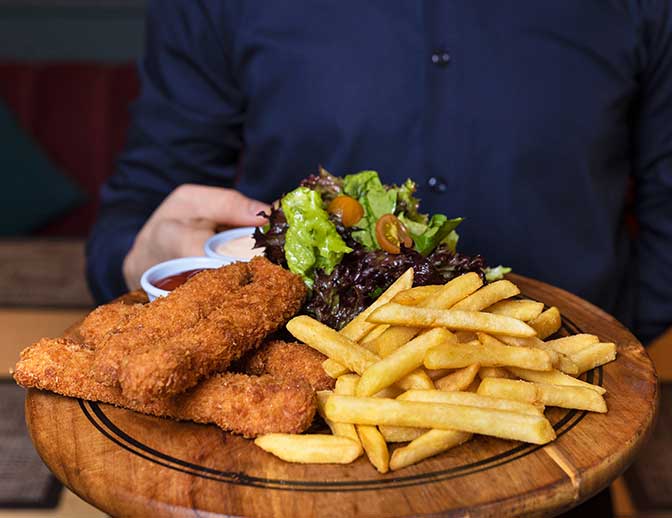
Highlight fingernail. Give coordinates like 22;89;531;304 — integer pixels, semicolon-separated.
251;203;271;217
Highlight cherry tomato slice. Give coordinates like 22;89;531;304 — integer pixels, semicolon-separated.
327;195;364;227
375;214;414;254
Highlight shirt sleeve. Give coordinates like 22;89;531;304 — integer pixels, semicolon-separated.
86;0;244;303
633;0;672;343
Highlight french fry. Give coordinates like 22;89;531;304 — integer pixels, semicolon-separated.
545;334;599;355
254;434;362;464
283;271;615;471
424;340;553;371
528;306;562;339
320;270;413;370
486;299;544;321
339;268;413;342
479;331;510;345
397;389;544;416
326;376;363;445
452;280;520;311
336;373;359;395
494;334;542;349
425;368;455;380
374;385;404;398
260;270;618;471
360;324;389;351
422;272;484;308
339;365;433;393
455;331;478;343
389;429;472;471
290;316;442;393
496;334;579;375
509;367;606;395
324;395;556;444
357;425;389;473
390;374;488;471
322;358;350;379
534;382;606;413
288;316;379;374
477;378;607;413
323;361;436;385
337;374;391;472
477;378;537;402
374;272;483;357
360;378;423;444
395;369;436;390
357;328;454;397
296;321;433;398
379;425;427;443
435;364;480;392
339;374;420;445
465;379;481;393
478;366;515;380
569;342;617;374
369;304;536;337
337;374;403;399
555;355;581;375
392;285;442;305
374;327;419;358
316;391;363;447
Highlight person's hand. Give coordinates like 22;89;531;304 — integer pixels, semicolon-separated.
123;184;270;289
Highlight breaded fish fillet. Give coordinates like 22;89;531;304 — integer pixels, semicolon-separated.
14;338;316;437
92;261;252;385
78;300;331;394
240;340;335;391
78;301;142;346
116;257;307;402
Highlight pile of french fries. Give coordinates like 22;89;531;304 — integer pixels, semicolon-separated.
254;269;617;472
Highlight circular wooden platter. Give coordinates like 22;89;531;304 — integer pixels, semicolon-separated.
25;275;658;517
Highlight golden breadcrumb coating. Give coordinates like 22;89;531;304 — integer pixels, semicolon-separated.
116;257;307;402
78;301;142;346
240;340;335;391
91;261;252;386
14;338;315;437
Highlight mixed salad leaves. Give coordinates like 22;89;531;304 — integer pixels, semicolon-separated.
254;168;509;329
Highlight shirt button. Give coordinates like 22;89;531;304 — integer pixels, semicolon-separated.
427;176;448;193
431;50;451;66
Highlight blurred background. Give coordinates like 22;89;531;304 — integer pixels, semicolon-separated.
0;1;669;517
0;1;141;516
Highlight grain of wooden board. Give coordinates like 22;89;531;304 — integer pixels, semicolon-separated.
23;275;658;518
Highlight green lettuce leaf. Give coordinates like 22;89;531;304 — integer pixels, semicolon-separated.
343;171;396;249
342;170;382;199
442;230;460;254
399;213;463;256
281;187;352;286
396;179;426;224
484;265;512;282
338;170;464;256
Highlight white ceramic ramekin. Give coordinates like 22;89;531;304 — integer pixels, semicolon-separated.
203;226;264;262
140;256;231;301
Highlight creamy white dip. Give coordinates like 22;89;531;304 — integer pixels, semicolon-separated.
215;235;264;260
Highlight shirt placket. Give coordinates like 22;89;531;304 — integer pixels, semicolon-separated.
422;0;464;207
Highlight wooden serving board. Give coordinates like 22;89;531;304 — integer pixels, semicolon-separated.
24;275;658;517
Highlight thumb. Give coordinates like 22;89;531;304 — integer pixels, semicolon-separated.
188;186;271;227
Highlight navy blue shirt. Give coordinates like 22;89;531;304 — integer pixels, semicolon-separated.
87;0;672;344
